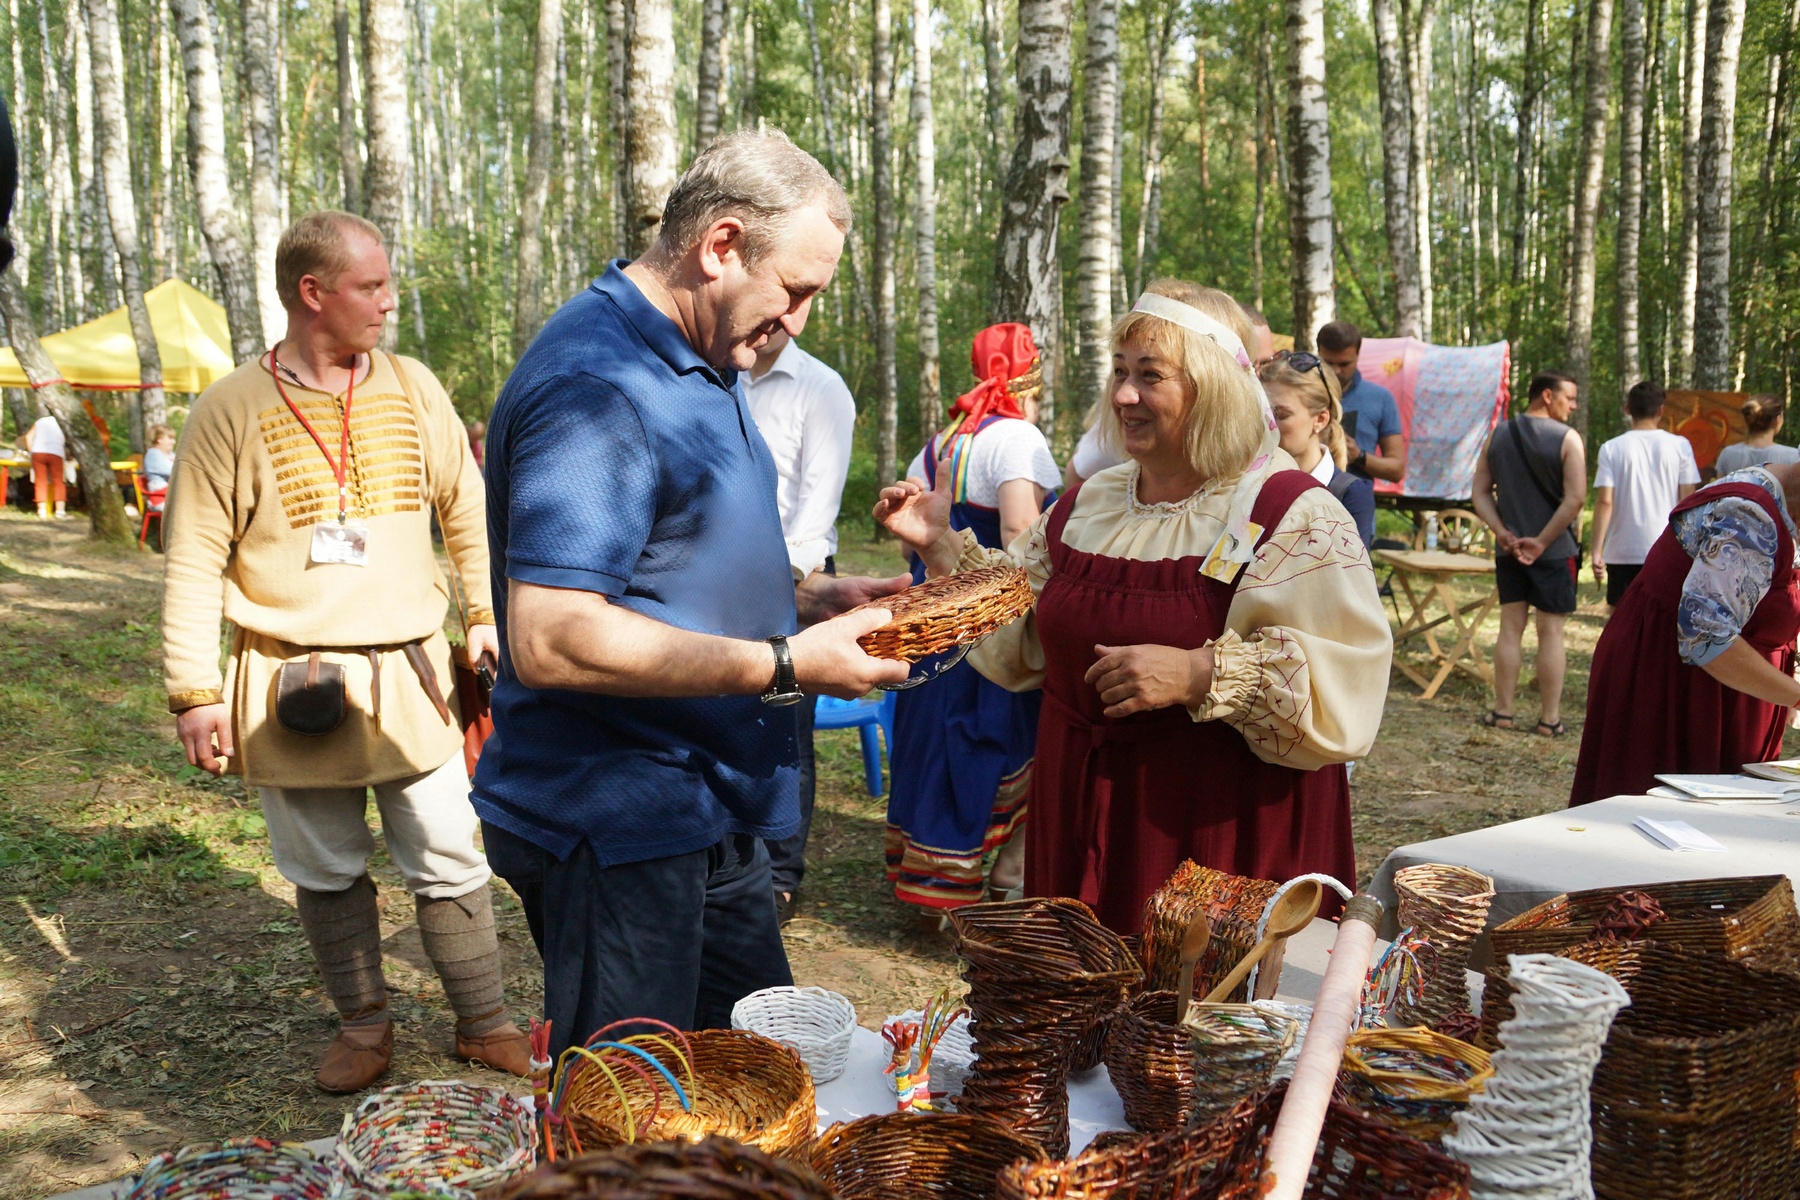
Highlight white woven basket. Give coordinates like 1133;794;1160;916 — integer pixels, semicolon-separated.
731;985;857;1083
881;1008;975;1105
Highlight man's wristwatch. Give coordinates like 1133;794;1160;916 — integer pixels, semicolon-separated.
760;635;805;706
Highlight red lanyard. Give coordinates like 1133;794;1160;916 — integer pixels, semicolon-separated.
269;349;357;524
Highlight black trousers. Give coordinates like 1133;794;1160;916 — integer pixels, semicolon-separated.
482;823;793;1059
764;699;814;896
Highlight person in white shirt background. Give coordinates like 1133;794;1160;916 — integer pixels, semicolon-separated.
1064;300;1275;490
27;410;68;520
1590;381;1701;611
743;326;858;923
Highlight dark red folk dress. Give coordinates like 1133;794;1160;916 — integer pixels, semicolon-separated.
1570;481;1800;806
1026;470;1357;934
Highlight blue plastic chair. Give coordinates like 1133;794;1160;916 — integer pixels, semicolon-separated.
814;692;896;797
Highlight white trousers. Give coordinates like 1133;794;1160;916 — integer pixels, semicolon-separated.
259;754;492;899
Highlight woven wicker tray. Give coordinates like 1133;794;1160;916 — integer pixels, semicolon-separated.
850;567;1034;663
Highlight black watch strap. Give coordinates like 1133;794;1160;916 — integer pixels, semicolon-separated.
761;634;804;706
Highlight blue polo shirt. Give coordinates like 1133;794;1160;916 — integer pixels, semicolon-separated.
1340;371;1402;458
472;262;800;866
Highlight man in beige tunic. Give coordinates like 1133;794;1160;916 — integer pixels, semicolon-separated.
161;211;529;1091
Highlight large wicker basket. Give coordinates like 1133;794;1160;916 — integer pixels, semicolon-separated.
995;1093;1264;1200
552;1028;817;1159
1101;989;1196;1133
501;1136;838;1200
850;567;1034;662
1388;864;1493;1028
127;1139;337;1200
1487;874;1800;963
1137;862;1281;1003
811;1111;1047;1200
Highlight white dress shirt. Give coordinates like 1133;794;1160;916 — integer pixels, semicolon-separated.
744;338;858;580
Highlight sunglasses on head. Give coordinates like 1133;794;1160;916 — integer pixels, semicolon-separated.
1269;348;1331;392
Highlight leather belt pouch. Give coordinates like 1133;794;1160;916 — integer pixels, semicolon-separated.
275;652;346;736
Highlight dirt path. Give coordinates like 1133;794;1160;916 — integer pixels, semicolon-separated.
0;516;1622;1193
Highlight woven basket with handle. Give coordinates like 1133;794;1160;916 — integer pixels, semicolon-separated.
850;566;1034;662
1137;862;1281;1003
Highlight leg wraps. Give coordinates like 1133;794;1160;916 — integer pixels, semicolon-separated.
295;874;388;1025
416;885;509;1036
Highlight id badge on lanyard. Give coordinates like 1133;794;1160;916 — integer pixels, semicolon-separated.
271;350;371;567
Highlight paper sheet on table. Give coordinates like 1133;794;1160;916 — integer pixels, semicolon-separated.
1634;816;1728;851
1654;773;1800;801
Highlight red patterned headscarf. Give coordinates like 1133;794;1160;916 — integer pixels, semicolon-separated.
948;323;1042;429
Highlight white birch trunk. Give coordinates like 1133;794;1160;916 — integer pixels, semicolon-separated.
362;0;408;244
1673;0;1705;382
242;0;284;344
872;0;898;486
1075;0;1117;424
912;0;941;447
1132;0;1173;297
980;0;1009;166
334;0;362;213
170;0;265;363
991;0;1073;435
1617;0;1647;393
72;2;99;315
1565;0;1613;437
1691;0;1746;388
514;0;562;355
1286;0;1336;349
608;0;630;258
1402;0;1435;337
1373;0;1422;336
698;0;728;147
1508;0;1541;309
626;0;677;254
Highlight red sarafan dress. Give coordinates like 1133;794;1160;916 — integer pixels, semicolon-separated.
1570;481;1800;806
958;459;1393;934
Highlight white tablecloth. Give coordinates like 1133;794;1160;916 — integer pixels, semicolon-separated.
1368;791;1800;967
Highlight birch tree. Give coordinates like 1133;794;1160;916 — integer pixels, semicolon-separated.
1617;0;1647;393
1373;0;1423;336
514;0;562;355
1286;0;1336;348
243;0;285;343
1692;0;1747;388
1403;0;1437;336
912;0;941;446
363;0;410;269
0;268;131;543
1507;0;1541;325
335;0;362;213
1131;0;1175;297
1672;0;1705;381
698;0;728;147
169;0;264;363
872;0;898;486
1564;0;1614;434
991;0;1073;435
87;0;169;442
626;0;678;253
1075;0;1118;424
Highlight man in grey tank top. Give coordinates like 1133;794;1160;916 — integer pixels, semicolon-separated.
1471;371;1589;737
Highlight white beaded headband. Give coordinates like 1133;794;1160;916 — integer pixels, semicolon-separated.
1131;293;1253;371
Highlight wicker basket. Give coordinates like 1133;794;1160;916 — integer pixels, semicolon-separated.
1389;864;1494;1028
1584;941;1800;1200
127;1139;337;1200
950;897;1141;1155
850;567;1034;662
501;1136;838;1200
1488;874;1800;963
995;1092;1264;1200
1102;989;1196;1132
731;986;857;1084
1475;937;1647;1049
1336;1028;1493;1144
810;1111;1047;1200
552;1028;817;1159
1212;1082;1472;1200
335;1079;535;1198
1183;1003;1299;1125
1137;862;1280;1003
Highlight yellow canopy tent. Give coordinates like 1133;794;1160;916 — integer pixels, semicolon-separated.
0;278;236;394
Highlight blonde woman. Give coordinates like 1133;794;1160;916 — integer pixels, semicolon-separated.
876;281;1392;931
1262;352;1376;548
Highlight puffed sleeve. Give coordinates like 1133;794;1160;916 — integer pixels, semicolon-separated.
1670;494;1779;666
1199;490;1393;769
957;513;1054;692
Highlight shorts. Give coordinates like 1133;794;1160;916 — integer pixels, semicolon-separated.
1605;562;1643;607
1496;553;1578;614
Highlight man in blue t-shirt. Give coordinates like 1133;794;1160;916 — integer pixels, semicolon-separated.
475;129;909;1055
1317;320;1407;484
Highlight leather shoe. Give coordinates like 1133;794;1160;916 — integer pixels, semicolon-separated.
457;1021;532;1077
316;1018;393;1093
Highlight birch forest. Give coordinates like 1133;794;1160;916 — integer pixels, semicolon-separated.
2;0;1797;509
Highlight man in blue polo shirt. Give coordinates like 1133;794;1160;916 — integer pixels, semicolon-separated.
1317;319;1407;484
474;129;909;1055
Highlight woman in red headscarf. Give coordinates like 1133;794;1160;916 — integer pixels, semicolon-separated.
884;324;1064;924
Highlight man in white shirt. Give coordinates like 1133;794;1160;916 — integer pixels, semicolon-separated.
1591;381;1701;611
743;328;858;920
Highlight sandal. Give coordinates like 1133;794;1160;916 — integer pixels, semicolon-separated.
1480;710;1515;730
1534;719;1567;738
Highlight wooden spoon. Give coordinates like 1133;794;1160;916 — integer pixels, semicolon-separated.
1199;880;1325;1006
1173;909;1212;1025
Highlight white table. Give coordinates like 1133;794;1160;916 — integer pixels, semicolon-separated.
1369;791;1800;967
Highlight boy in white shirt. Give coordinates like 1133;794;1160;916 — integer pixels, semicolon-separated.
1591;381;1701;609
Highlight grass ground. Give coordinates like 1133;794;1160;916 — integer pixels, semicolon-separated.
0;512;1737;1195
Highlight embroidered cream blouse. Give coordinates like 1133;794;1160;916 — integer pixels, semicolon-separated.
959;455;1394;770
